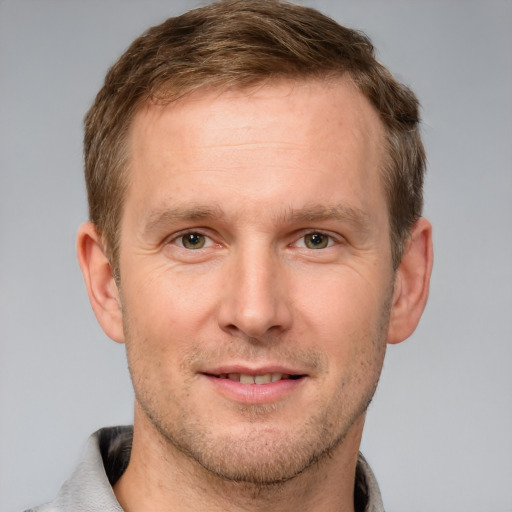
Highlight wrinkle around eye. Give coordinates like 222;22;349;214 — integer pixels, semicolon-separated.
160;231;227;263
168;232;216;249
291;231;341;250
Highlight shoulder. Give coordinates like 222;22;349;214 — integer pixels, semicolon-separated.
23;427;132;512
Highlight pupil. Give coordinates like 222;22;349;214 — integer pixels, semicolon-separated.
306;233;328;249
183;233;205;249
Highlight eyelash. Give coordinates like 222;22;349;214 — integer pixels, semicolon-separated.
293;231;338;250
168;230;340;251
170;231;215;250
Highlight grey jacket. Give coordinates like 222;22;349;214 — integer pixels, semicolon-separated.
26;426;384;512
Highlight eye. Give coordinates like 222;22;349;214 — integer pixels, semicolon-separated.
177;232;208;249
304;233;329;249
296;232;335;250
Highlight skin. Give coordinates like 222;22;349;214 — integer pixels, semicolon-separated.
78;78;433;512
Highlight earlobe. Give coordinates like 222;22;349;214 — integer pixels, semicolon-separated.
76;222;125;343
387;217;433;345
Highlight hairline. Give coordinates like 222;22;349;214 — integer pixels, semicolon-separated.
105;73;404;274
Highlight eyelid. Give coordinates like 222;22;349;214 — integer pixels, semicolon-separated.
291;229;343;249
164;228;343;249
166;229;216;248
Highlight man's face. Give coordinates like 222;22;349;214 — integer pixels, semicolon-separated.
118;79;394;483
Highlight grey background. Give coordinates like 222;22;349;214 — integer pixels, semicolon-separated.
1;1;511;511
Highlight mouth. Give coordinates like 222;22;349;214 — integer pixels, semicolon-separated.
201;368;307;404
203;372;305;385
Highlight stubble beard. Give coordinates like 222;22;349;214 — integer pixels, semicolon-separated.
145;390;377;488
123;288;392;489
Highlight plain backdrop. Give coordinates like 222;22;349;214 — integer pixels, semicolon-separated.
1;1;511;511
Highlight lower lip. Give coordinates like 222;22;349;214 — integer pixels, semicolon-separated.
202;375;306;404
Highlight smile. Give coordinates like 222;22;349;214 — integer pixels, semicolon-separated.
201;369;307;404
209;373;303;385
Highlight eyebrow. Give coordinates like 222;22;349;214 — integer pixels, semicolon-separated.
143;204;226;234
280;204;370;225
142;202;372;235
277;204;372;235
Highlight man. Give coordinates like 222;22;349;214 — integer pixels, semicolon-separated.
28;1;432;511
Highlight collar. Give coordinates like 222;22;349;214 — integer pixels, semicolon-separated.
41;426;384;512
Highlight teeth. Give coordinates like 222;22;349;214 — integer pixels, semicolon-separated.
254;374;272;384
222;373;289;384
240;374;255;384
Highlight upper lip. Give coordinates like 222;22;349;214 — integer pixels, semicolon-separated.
201;364;307;377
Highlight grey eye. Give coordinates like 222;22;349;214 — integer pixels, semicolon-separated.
181;233;206;249
304;233;329;249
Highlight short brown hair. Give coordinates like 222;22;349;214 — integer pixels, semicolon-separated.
84;0;425;272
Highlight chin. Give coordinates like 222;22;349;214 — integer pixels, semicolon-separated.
147;399;368;487
177;427;339;485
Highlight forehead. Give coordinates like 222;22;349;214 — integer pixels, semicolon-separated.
132;78;383;151
125;78;386;222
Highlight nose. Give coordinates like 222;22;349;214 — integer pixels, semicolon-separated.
217;245;292;340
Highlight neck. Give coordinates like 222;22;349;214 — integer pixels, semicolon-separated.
114;404;365;512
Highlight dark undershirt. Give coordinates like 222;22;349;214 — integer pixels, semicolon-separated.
98;426;369;512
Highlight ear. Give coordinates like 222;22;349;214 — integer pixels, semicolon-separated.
76;222;125;343
387;217;433;344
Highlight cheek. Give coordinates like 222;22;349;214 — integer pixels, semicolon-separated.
297;269;388;340
295;270;391;396
122;262;218;331
120;265;226;391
